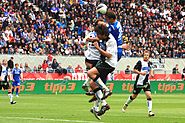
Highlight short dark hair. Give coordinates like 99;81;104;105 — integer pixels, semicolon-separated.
106;10;116;19
94;24;109;37
94;18;104;26
144;50;150;55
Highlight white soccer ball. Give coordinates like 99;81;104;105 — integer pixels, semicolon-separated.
96;3;108;14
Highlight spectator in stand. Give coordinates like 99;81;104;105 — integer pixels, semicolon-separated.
8;57;14;70
42;60;48;72
75;64;83;73
172;64;180;74
47;54;53;65
37;64;42;72
66;65;74;73
19;63;24;72
47;64;54;73
33;66;37;73
125;65;131;74
24;62;32;72
51;58;59;71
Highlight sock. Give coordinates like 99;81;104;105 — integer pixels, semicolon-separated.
102;100;107;106
97;78;109;91
125;96;134;105
147;100;152;112
16;87;19;96
8;93;13;102
12;88;15;94
94;100;101;112
95;90;103;101
83;77;91;86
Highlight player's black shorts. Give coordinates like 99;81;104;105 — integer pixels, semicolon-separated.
95;60;115;82
133;83;151;94
0;81;10;90
85;58;99;70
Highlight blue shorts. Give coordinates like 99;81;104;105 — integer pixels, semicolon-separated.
12;81;21;86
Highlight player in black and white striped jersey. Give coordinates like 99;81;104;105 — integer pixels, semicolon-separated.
0;59;16;104
122;50;155;117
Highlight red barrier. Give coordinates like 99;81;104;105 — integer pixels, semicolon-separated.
23;73;182;81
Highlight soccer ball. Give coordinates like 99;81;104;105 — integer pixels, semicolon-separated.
96;3;108;14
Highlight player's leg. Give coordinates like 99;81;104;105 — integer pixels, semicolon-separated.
89;81;110;117
16;85;20;97
122;84;141;112
144;84;154;117
6;82;16;104
82;59;98;92
82;61;93;92
88;75;110;102
98;75;112;100
95;61;114;100
89;80;102;120
97;99;110;116
11;82;15;95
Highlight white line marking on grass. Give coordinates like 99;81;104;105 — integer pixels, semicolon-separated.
0;116;104;123
110;114;185;119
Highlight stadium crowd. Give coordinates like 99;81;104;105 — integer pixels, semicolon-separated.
0;0;184;58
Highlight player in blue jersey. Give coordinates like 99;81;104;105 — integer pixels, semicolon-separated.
105;10;123;61
96;10;129;61
11;63;23;97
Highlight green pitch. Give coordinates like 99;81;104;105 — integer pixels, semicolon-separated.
0;94;185;123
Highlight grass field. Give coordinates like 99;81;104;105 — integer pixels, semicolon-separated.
0;94;185;123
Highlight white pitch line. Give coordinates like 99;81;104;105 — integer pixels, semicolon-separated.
0;116;104;123
110;114;185;119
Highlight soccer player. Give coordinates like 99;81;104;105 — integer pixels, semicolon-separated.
0;59;16;104
105;10;123;61
82;31;101;92
122;50;155;117
96;10;126;60
87;24;118;119
82;20;112;98
11;63;23;97
82;31;111;115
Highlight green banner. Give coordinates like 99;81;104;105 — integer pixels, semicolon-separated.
0;80;184;94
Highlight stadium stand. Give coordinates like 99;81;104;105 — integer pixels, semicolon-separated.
0;0;184;58
0;0;184;74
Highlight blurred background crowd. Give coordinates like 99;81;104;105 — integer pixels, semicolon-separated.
0;0;184;58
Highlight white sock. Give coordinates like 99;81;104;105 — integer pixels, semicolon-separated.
102;100;107;106
125;96;133;105
147;100;152;112
83;77;91;86
97;78;109;91
95;90;103;101
8;93;13;102
94;100;101;112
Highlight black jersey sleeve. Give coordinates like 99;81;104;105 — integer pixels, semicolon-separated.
134;60;142;71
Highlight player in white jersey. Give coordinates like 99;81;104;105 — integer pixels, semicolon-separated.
122;50;155;117
87;24;118;119
0;59;16;104
82;31;101;92
82;28;112;99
